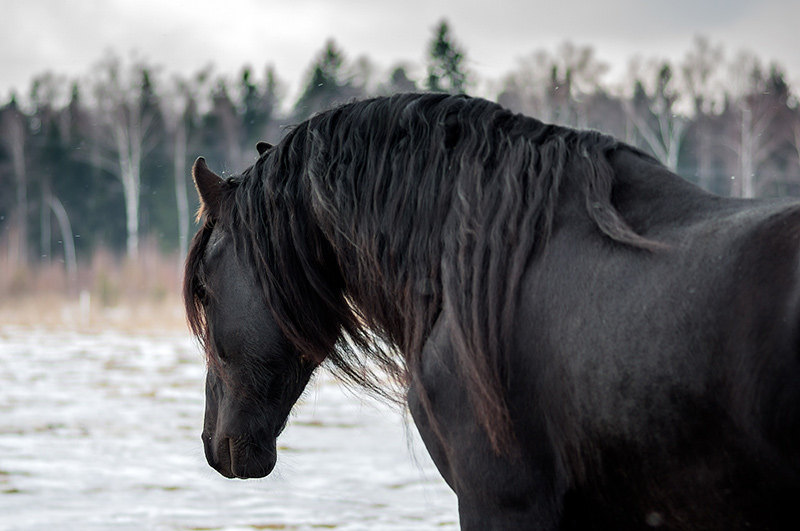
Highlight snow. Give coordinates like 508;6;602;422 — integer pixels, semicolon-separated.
0;327;457;530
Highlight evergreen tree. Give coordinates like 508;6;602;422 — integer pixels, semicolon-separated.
293;40;358;120
381;65;417;94
138;66;176;251
239;66;280;150
240;67;263;148
58;82;106;259
28;73;64;264
260;66;283;141
426;20;468;94
202;78;243;171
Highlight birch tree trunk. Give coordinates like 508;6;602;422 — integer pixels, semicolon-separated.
108;117;142;259
730;96;784;198
90;55;159;260
1;108;29;266
680;36;723;192
623;98;687;172
45;194;77;295
173;118;189;263
739;105;755;198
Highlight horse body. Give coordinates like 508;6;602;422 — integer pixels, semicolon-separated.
185;94;799;529
406;146;800;529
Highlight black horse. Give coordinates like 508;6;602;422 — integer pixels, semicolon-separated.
184;93;799;530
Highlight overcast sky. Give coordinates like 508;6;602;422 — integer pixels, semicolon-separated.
2;0;799;105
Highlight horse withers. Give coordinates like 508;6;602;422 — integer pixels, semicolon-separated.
184;93;800;530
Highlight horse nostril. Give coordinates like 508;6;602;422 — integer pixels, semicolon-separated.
217;436;235;478
202;432;236;478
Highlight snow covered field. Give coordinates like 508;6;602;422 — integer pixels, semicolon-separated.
0;327;457;530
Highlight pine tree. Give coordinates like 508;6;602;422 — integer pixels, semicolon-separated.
294;40;359;120
59;82;103;259
202;79;242;171
240;68;263;149
238;66;281;150
381;65;417;94
426;20;468;94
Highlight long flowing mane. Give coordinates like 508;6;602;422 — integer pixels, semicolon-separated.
185;93;655;450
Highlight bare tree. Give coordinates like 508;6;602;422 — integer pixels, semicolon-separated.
349;55;379;95
680;36;724;190
171;97;191;265
88;54;161;258
497;49;557;121
165;73;208;264
724;53;789;197
623;60;688;171
498;42;608;127
28;72;70;266
45;192;77;294
0;96;29;266
551;42;609;127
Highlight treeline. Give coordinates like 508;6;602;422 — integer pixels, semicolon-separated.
1;22;800;282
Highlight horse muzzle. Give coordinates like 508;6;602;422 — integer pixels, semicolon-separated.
202;430;277;479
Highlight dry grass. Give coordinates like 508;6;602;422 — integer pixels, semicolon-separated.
0;240;191;333
0;293;188;333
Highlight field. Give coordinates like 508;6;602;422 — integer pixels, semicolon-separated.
0;323;457;530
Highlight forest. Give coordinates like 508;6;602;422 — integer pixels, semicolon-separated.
1;22;799;308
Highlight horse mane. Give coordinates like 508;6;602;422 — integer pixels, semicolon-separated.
185;93;656;451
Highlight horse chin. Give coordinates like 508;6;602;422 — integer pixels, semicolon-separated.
204;433;277;479
231;447;277;479
231;436;277;479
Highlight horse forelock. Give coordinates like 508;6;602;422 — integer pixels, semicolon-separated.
194;93;654;452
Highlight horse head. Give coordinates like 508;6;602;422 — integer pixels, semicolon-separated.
185;156;318;479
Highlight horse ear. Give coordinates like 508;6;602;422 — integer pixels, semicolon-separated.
192;157;224;220
256;141;273;155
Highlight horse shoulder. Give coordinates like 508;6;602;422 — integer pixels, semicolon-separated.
408;311;566;530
